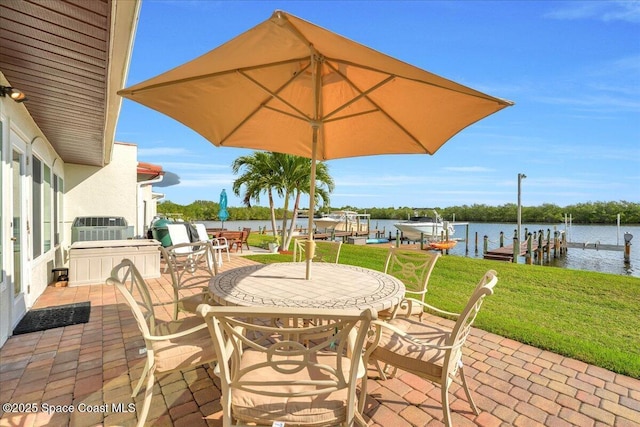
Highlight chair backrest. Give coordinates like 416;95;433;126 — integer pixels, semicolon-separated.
241;227;251;241
444;270;497;375
106;259;157;338
197;305;375;425
293;240;343;263
167;224;192;253
160;241;217;284
194;223;210;242
384;247;440;298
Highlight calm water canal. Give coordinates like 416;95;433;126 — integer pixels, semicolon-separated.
203;219;640;278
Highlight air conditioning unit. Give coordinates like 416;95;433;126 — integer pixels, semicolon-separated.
71;217;134;243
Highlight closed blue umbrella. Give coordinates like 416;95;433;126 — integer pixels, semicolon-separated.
218;189;229;228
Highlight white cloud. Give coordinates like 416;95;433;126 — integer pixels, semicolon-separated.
602;1;640;23
545;1;640;23
533;93;640;113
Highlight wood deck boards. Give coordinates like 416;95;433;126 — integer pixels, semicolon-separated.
484;239;563;261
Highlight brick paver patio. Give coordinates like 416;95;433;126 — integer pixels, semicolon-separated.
1;252;638;426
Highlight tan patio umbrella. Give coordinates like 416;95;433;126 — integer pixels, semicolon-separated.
118;10;513;278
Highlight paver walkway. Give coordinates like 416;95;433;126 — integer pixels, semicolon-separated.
1;252;638;426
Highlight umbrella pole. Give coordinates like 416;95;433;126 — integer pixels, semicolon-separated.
306;52;322;280
306;125;319;280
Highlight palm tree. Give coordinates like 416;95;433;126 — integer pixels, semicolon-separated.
276;155;334;249
231;152;335;249
231;152;283;236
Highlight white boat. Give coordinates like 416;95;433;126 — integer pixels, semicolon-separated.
314;210;370;233
394;210;455;241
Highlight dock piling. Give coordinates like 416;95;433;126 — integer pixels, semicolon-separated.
537;231;544;263
526;232;533;264
483;226;626;266
624;232;633;263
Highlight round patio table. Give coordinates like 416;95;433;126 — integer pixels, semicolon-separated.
209;262;405;311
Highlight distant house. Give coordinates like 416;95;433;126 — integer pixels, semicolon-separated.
0;1;148;347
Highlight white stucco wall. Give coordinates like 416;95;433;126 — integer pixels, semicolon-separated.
138;184;159;237
63;142;138;245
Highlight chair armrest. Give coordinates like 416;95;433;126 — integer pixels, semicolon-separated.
165;242;201;254
166;242;191;250
211;237;229;248
346;327;368;379
176;287;210;300
397;297;460;319
369;319;463;351
405;288;428;297
143;320;208;341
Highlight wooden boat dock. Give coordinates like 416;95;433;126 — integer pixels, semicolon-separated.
483;229;567;263
481;227;633;266
483;241;540;262
308;229;371;240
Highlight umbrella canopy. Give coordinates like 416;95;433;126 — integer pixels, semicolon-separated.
119;10;513;277
218;189;229;227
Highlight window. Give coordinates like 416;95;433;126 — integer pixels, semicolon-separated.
44;164;52;252
54;175;64;245
32;157;42;258
32;156;54;257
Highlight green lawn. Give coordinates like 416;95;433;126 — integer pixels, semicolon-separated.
245;237;640;378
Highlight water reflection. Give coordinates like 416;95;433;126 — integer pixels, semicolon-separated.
544;249;634;277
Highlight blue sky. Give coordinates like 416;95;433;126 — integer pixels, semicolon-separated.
115;1;640;210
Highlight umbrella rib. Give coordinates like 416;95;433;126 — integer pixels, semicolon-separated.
119;57;310;95
324;109;380;123
323;62;429;153
220;64;312;145
239;69;310;120
262;105;310;122
322;73;395;121
370;100;430;154
323;56;513;106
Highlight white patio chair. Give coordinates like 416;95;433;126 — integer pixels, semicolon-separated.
197;305;376;427
163;223;190;273
166;223;194;248
107;259;217;427
363;270;498;427
194;223;230;266
165;223;215;273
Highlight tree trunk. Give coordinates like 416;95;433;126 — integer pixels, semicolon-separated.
280;191;291;247
268;189;277;236
283;190;302;249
